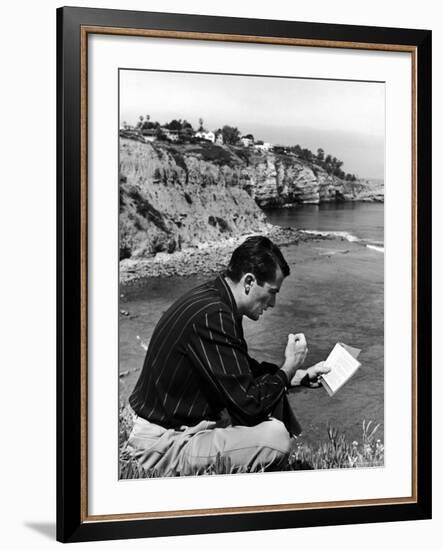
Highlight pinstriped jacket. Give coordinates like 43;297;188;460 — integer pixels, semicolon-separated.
129;274;302;435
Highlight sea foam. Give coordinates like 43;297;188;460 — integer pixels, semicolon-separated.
300;229;360;242
301;229;384;253
366;244;384;253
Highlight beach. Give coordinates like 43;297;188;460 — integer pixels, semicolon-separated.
119;224;301;284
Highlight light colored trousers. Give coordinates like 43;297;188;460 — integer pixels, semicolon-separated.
126;414;292;476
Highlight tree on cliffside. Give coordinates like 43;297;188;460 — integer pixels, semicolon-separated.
142;119;160;130
180;120;194;140
155;126;167;140
165;119;183;131
300;148;314;162
219;125;241;145
163;119;194;142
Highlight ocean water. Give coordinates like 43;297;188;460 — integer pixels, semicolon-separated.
266;202;384;250
120;203;384;447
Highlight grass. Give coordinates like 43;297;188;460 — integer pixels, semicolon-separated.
288;421;384;470
119;405;384;478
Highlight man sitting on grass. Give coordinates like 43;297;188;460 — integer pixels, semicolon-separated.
127;236;329;475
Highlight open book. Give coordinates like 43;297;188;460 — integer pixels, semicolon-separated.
320;343;361;396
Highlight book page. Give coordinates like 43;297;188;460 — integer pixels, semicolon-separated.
339;342;361;360
321;343;361;396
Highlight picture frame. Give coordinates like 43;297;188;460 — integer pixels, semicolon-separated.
56;6;432;543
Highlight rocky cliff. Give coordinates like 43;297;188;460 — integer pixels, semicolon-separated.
119;139;267;259
119;138;383;259
240;150;384;207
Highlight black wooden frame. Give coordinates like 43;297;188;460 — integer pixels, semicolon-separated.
57;6;432;543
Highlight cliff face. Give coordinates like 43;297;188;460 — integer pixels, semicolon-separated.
241;152;383;207
119;138;383;259
119;139;267;259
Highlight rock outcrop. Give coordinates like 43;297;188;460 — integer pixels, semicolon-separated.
119;138;383;260
240;151;383;207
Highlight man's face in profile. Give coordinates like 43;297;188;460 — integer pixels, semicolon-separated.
243;267;284;321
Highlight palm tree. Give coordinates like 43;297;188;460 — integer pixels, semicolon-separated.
136;115;144;132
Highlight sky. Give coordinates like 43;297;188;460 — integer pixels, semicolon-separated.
120;69;385;179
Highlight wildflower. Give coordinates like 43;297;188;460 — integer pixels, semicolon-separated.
363;443;372;457
348;455;358;467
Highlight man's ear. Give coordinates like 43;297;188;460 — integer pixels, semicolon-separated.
243;273;255;294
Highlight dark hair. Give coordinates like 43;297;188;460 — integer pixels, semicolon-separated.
225;236;290;285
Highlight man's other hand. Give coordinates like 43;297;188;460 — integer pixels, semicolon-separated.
290;360;331;387
307;360;330;379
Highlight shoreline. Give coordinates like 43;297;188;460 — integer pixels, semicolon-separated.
119;224;358;286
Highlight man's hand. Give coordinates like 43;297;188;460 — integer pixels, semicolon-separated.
290;360;331;387
280;333;308;382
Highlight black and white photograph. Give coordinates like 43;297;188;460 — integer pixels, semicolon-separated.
118;69;385;479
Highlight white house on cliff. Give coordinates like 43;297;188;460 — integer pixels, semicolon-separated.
195;130;216;143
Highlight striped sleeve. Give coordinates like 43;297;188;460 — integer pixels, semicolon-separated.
187;308;289;426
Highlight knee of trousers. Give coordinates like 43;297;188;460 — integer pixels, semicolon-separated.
257;418;292;455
